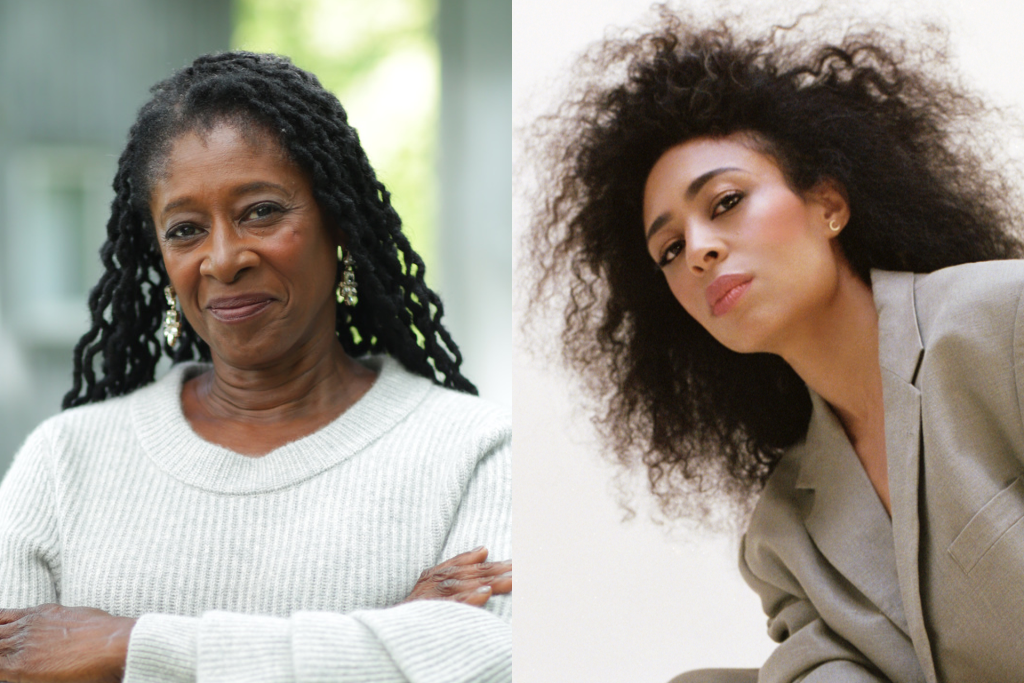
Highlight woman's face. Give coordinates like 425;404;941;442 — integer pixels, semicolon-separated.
149;122;340;366
642;134;849;355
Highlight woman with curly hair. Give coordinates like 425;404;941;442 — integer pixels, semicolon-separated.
529;7;1024;682
0;52;510;682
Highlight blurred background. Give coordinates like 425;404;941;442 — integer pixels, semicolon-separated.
514;0;1024;681
0;0;511;475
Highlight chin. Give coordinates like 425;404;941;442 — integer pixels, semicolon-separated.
719;337;761;355
710;322;776;355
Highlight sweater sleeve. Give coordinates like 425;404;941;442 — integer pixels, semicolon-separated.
0;426;61;608
124;429;512;683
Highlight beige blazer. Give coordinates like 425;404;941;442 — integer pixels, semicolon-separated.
740;263;1024;683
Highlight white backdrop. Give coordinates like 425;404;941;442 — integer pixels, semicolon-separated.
512;1;1024;681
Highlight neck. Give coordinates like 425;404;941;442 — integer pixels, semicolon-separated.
777;264;883;434
196;333;370;424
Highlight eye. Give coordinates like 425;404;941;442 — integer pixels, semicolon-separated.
658;240;684;268
164;223;201;241
711;191;743;218
244;203;281;221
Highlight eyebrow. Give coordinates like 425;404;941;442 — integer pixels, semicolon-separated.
645;166;742;242
158;181;291;218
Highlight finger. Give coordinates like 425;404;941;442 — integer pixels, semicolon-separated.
469;560;511;577
0;609;27;625
418;550;492;581
456;584;494;608
433;546;490;569
483;572;512;596
441;571;511;598
430;560;510;584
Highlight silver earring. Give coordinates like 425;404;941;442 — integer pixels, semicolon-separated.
828;219;842;232
336;249;358;306
163;285;182;347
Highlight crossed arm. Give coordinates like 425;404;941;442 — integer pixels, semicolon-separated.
0;414;513;683
0;548;511;683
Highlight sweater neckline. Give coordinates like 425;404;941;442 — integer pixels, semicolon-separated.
130;355;432;494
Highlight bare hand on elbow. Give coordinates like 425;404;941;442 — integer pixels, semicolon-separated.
0;604;136;683
403;546;512;607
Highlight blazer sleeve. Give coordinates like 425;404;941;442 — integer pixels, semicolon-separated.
0;426;61;608
123;432;511;683
738;535;891;683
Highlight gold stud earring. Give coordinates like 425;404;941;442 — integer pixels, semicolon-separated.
828;219;842;232
336;248;358;306
163;285;182;347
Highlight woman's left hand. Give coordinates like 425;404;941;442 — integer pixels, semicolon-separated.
0;604;135;683
403;547;512;607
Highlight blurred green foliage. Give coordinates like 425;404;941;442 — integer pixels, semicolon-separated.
233;0;440;280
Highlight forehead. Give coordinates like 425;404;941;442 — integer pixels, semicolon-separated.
161;124;290;176
644;135;783;202
149;123;307;205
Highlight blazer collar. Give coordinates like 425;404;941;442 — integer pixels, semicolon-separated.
790;270;936;665
795;390;909;633
871;270;924;383
870;269;938;683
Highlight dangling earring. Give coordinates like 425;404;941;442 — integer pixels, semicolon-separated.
163;285;182;347
828;219;842;232
336;248;358;306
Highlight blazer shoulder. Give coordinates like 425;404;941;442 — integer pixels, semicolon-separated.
913;261;1024;314
893;262;1024;345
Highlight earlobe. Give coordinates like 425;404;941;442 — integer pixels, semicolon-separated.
809;178;850;235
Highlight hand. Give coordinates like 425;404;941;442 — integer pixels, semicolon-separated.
403;547;512;607
0;604;136;683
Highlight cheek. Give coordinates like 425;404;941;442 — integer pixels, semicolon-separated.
159;251;198;299
281;229;337;293
749;192;811;245
665;274;705;320
267;228;322;269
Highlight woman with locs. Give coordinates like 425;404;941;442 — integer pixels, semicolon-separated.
530;9;1024;683
0;52;510;682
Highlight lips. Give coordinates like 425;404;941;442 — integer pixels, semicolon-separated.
705;274;752;317
205;294;275;322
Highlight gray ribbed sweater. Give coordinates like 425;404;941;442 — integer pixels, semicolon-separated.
0;356;511;682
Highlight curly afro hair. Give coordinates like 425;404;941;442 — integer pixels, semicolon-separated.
527;7;1024;518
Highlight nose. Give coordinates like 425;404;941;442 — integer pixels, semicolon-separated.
685;223;726;275
198;218;259;283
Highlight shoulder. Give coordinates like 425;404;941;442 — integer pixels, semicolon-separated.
745;447;803;558
409;383;511;469
912;260;1024;324
366;356;510;462
874;261;1024;347
418;383;509;439
26;392;134;454
740;447;813;608
10;363;194;471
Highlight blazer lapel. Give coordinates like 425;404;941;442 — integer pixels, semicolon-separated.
872;270;938;683
796;391;909;633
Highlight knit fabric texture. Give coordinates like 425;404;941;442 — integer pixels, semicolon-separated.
0;356;511;682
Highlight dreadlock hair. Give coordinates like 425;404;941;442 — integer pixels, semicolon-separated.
527;8;1024;519
64;51;475;409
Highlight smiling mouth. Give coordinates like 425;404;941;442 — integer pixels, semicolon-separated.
206;297;274;323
